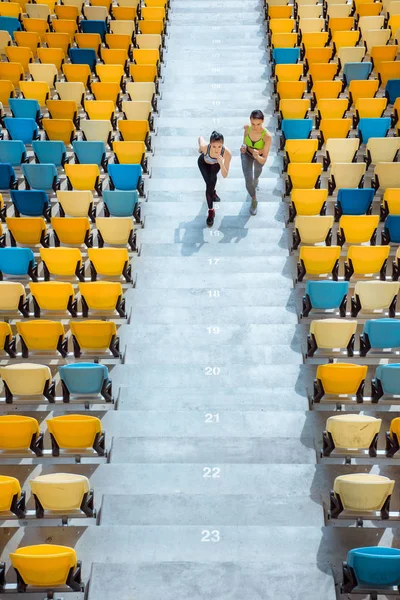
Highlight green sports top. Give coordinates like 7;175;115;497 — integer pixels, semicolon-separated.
245;127;266;150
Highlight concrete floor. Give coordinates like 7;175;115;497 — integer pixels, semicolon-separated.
2;1;400;599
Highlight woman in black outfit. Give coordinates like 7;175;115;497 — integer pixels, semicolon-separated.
198;131;232;227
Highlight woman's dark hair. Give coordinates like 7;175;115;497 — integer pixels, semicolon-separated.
250;110;264;120
210;131;224;143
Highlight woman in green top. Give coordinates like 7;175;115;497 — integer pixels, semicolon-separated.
240;109;272;215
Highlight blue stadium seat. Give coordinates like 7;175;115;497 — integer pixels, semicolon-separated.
0;141;27;166
335;188;375;218
9;98;41;123
382;215;400;243
108;163;144;193
360;319;400;356
59;363;112;402
0;16;21;39
72;140;107;168
343;62;372;86
4;117;39;144
32;141;67;168
10;190;50;219
373;363;400;401
69;48;97;71
302;281;349;317
0;163;17;190
385;79;400;104
22;164;60;192
0;247;37;280
342;547;400;593
81;20;107;41
358;117;391;144
103;190;140;218
281;119;313;148
272;48;300;64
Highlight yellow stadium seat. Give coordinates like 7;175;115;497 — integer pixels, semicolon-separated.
279;98;310;123
329;16;354;34
6;217;47;247
0;322;15;358
358;15;385;37
26;4;50;19
101;48;129;68
85;100;115;126
332;30;360;53
118;119;151;149
269;17;296;36
387;417;400;456
91;81;120;105
29;281;76;317
55;81;85;106
377;61;400;87
289;188;328;221
46;100;78;125
5;46;34;74
51;217;91;247
141;6;166;21
308;319;358;356
15;31;41;56
269;4;293;17
20;80;50;106
133;48;160;69
366;136;400;168
355;97;387;123
55;4;80;20
22;18;49;42
0;415;42;453
57;190;94;219
37;47;65;71
0;81;15;107
297;4;323;18
79;281;125;316
316;98;348;127
96;64;125;85
0;63;24;88
37;0;56;12
17;320;66;357
0;31;12;55
96;216;135;249
30;473;93;517
275;63;303;83
323;415;381;455
304;46;333;73
0;282;26;316
139;20;165;35
331;473;395;518
62;63;91;87
45;32;71;55
337;46;366;70
298;17;325;35
275;81;307;112
329;162;366;193
40;247;83;280
126;81;156;110
271;32;298;48
327;3;352;18
0;363;53;402
286;163;322;194
283;139;319;170
80;119;113;145
312;80;342;109
65;164;102;194
53;19;78;41
88;247;132;281
324;138;360;169
75;32;101;55
105;33;132;54
314;363;368;402
345;245;390;280
10;544;81;590
338;215;379;245
364;28;392;52
389;13;400;35
348;79;379;106
297;246;341;281
129;64;158;84
0;475;25;517
42;119;76;145
373;163;400;190
0;3;22;18
90;0;112;9
112;141;147;171
112;6;138;19
292;215;334;249
370;44;398;69
301;31;329;53
381;188;400;219
109;20;135;38
136;33;163;53
47;414;105;454
358;1;383;15
352;280;399;317
70;320;119;357
319;118;352;146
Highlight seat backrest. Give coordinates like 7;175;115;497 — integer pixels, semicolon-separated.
22;163;57;190
103;190;138;216
0;140;27;166
281;118;313;139
72;140;106;166
337;188;375;215
59;363;108;394
70;320;116;348
51;216;90;244
325;138;360;164
375;162;400;188
348;547;400;587
88;247;130;276
0;476;21;511
10;190;48;217
80;119;112;142
355;280;399;310
39;247;82;276
0;415;39;449
367;137;400;164
108;163;142;190
32;140;66;167
4;117;38;144
358;117;391;143
305;280;349;309
16;319;65;350
56;190;93;218
10;545;77;587
364;317;400;347
327;414;381;448
0;247;35;276
316;363;367;394
0;362;51;395
376;363;400;393
334;474;395;511
310;318;357;347
65;163;100;190
47;413;102;448
69;47;97;70
347;245;390;273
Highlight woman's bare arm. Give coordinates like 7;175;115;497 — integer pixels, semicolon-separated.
218;148;232;178
198;136;208;153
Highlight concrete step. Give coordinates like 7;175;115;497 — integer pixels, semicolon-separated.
134;271;293;288
145;177;284;194
139;241;289;256
151;133;277;150
141;202;285;218
134;255;290;275
142;212;287;230
137;228;288;245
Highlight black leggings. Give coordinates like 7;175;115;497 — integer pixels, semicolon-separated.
198;154;220;209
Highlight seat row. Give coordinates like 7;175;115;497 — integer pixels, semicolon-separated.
0;318;120;358
0;361;112;403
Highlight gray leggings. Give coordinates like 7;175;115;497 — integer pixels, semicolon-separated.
241;151;263;199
